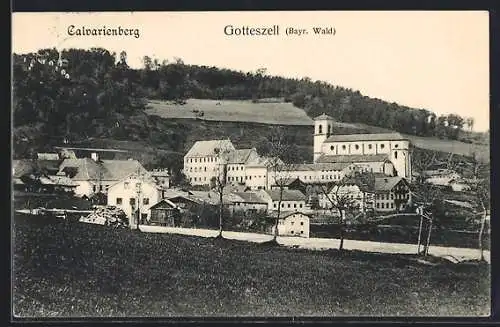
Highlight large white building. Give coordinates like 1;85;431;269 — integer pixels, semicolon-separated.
313;114;411;179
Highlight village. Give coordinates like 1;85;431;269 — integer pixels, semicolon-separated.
13;113;481;241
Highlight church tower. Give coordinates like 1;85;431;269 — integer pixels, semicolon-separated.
313;113;334;162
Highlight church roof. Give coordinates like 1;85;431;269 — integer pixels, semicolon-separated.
324;132;406;143
316;154;389;164
290;162;354;171
314;113;334;121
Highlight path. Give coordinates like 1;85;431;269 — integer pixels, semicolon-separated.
139;225;490;263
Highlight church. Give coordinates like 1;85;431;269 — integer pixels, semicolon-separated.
313;113;412;180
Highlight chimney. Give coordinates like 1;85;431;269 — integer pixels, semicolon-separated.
91;152;99;162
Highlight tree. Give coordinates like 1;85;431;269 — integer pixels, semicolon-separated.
210;141;233;238
317;178;358;251
466;153;490;261
267;129;294;244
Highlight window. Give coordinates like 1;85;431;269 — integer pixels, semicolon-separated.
281;203;285;208
130;198;136;205
368;144;372;149
291;221;294;225
287;203;291;208
299;204;303;208
376;203;380;208
301;231;304;234
394;151;398;159
136;183;141;189
327;125;331;135
93;185;97;192
116;198;123;205
394;144;399;148
273;203;277;208
143;198;149;205
342;145;346;150
204;167;207;172
330;145;334;151
291;231;294;234
300;222;304;226
195;158;197;163
318;125;323;134
391;203;394;209
355;144;359;150
380;144;385;149
294;203;297;208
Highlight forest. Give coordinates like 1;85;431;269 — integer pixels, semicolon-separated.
13;47;481;162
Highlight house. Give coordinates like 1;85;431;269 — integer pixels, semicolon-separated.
229;192;268;215
244;156;278;190
313;114;411;179
270;177;308;194
318;181;373;212
58;154;148;197
373;176;411;212
423;169;462;186
225;148;260;186
449;179;471;192
37;152;60;160
150;169;171;188
107;174;162;227
259;189;308;212
183;139;235;186
166;194;204;212
271;211;311;238
149;199;179;226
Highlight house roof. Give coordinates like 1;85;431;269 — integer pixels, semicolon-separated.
150;169;170;177
324;132;406;143
246;156;282;168
265;189;307;201
37;153;59;160
149;199;178;210
39;175;78;186
232;192;267;204
167;195;204;205
226;148;257;164
59;158;147;181
374;176;407;192
185;139;235;158
273;177;306;186
314;113;334;121
316;154;389;164
290;162;354;171
12;160;61;178
269;211;313;219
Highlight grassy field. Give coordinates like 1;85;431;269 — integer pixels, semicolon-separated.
145;99;314;126
144;99;489;161
13;214;490;317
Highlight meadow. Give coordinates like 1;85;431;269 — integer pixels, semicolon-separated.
13;214;490;318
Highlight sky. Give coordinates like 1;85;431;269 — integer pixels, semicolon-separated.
12;11;490;131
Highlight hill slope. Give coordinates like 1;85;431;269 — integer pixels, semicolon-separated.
14;215;489;317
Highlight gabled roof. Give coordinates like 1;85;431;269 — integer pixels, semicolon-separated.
273;177;306;186
374;176;408;192
269;211;313;219
314;113;334;121
246;156;282;168
167;195;204;205
149;199;178;210
324;132;407;143
59;158;147;181
316;154;389;164
185;139;235;158
12;160;61;178
265;189;307;201
226;148;257;164
232;192;267;204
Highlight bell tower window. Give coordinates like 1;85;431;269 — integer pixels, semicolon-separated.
318;125;323;134
394;151;398;159
327;125;331;135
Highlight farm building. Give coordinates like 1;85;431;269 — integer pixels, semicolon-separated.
271;211;311;238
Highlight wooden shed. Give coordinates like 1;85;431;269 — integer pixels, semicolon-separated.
149;199;179;226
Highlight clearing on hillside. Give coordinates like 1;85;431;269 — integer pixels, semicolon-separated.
145;98;314;125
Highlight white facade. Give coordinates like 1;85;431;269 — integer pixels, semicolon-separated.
107;176;162;228
318;184;368;211
274;212;310;238
313;114;411;179
244;165;269;190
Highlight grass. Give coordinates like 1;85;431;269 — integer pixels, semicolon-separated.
13;214;490;318
145;98;314;126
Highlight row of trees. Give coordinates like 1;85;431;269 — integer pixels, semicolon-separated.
12;47;477;150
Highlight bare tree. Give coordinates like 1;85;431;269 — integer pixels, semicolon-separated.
466;152;490;261
210;141;233;239
317;179;358;251
267;130;294;244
